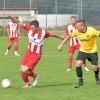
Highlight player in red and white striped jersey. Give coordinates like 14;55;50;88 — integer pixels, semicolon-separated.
58;16;89;71
5;17;20;56
9;17;62;88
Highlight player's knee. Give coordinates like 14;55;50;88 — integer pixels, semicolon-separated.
20;65;29;74
92;65;98;71
20;68;27;74
76;60;83;67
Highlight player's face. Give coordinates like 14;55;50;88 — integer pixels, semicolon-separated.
12;19;16;23
75;22;86;33
71;18;76;25
31;25;38;33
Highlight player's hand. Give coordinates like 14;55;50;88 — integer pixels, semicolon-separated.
58;45;62;51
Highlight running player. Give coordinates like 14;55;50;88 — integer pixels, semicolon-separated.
5;17;20;56
59;19;100;88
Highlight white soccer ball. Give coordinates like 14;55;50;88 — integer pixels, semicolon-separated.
1;79;11;88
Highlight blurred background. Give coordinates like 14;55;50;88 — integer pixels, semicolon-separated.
0;0;100;36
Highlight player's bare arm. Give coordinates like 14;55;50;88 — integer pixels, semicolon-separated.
49;32;63;40
58;35;70;51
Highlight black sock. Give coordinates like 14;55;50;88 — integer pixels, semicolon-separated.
76;67;83;83
94;67;99;77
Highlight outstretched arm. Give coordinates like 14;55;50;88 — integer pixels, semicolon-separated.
58;35;70;51
49;33;64;40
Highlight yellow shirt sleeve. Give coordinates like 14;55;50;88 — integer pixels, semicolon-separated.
96;31;100;37
92;27;100;37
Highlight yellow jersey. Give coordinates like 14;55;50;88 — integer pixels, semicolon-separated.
72;27;100;53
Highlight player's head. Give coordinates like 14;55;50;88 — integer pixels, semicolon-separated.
11;17;18;23
71;16;77;25
75;19;87;33
30;20;39;32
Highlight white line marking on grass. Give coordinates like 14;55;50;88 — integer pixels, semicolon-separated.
1;54;67;58
42;54;66;57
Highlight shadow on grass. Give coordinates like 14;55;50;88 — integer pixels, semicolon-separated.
36;82;73;88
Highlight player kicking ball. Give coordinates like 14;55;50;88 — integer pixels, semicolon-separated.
9;16;63;88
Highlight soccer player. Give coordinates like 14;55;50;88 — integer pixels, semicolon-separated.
59;19;100;88
9;16;63;88
58;16;89;71
5;17;20;56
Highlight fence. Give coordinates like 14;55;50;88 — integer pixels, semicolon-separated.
0;0;100;36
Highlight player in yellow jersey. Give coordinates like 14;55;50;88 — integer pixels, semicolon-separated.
58;19;100;88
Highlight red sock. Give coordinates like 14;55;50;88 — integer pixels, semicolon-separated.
27;70;35;78
15;46;18;51
21;73;29;83
68;58;73;69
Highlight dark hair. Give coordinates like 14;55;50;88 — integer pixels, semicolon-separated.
76;19;86;24
14;17;18;19
71;16;76;19
30;20;39;27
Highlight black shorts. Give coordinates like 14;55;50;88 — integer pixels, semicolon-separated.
76;51;98;65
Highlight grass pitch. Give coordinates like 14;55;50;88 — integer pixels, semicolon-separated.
0;36;100;100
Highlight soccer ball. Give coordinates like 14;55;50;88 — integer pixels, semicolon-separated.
1;79;11;88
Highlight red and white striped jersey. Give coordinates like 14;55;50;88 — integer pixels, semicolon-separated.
24;25;50;54
65;24;80;46
6;22;19;38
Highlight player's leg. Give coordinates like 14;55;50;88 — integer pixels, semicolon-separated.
21;51;41;87
74;51;86;88
20;65;30;88
13;38;20;56
20;65;39;88
20;50;31;88
74;60;84;88
92;65;100;84
26;54;41;87
83;61;89;71
77;45;89;71
5;39;13;55
66;53;73;71
20;65;38;88
89;53;100;84
66;46;75;71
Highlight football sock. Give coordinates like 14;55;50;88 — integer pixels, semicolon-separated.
21;73;29;83
15;46;18;51
76;67;83;82
94;67;99;77
68;57;72;69
27;70;35;78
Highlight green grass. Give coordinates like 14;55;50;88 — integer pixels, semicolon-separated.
0;37;100;100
